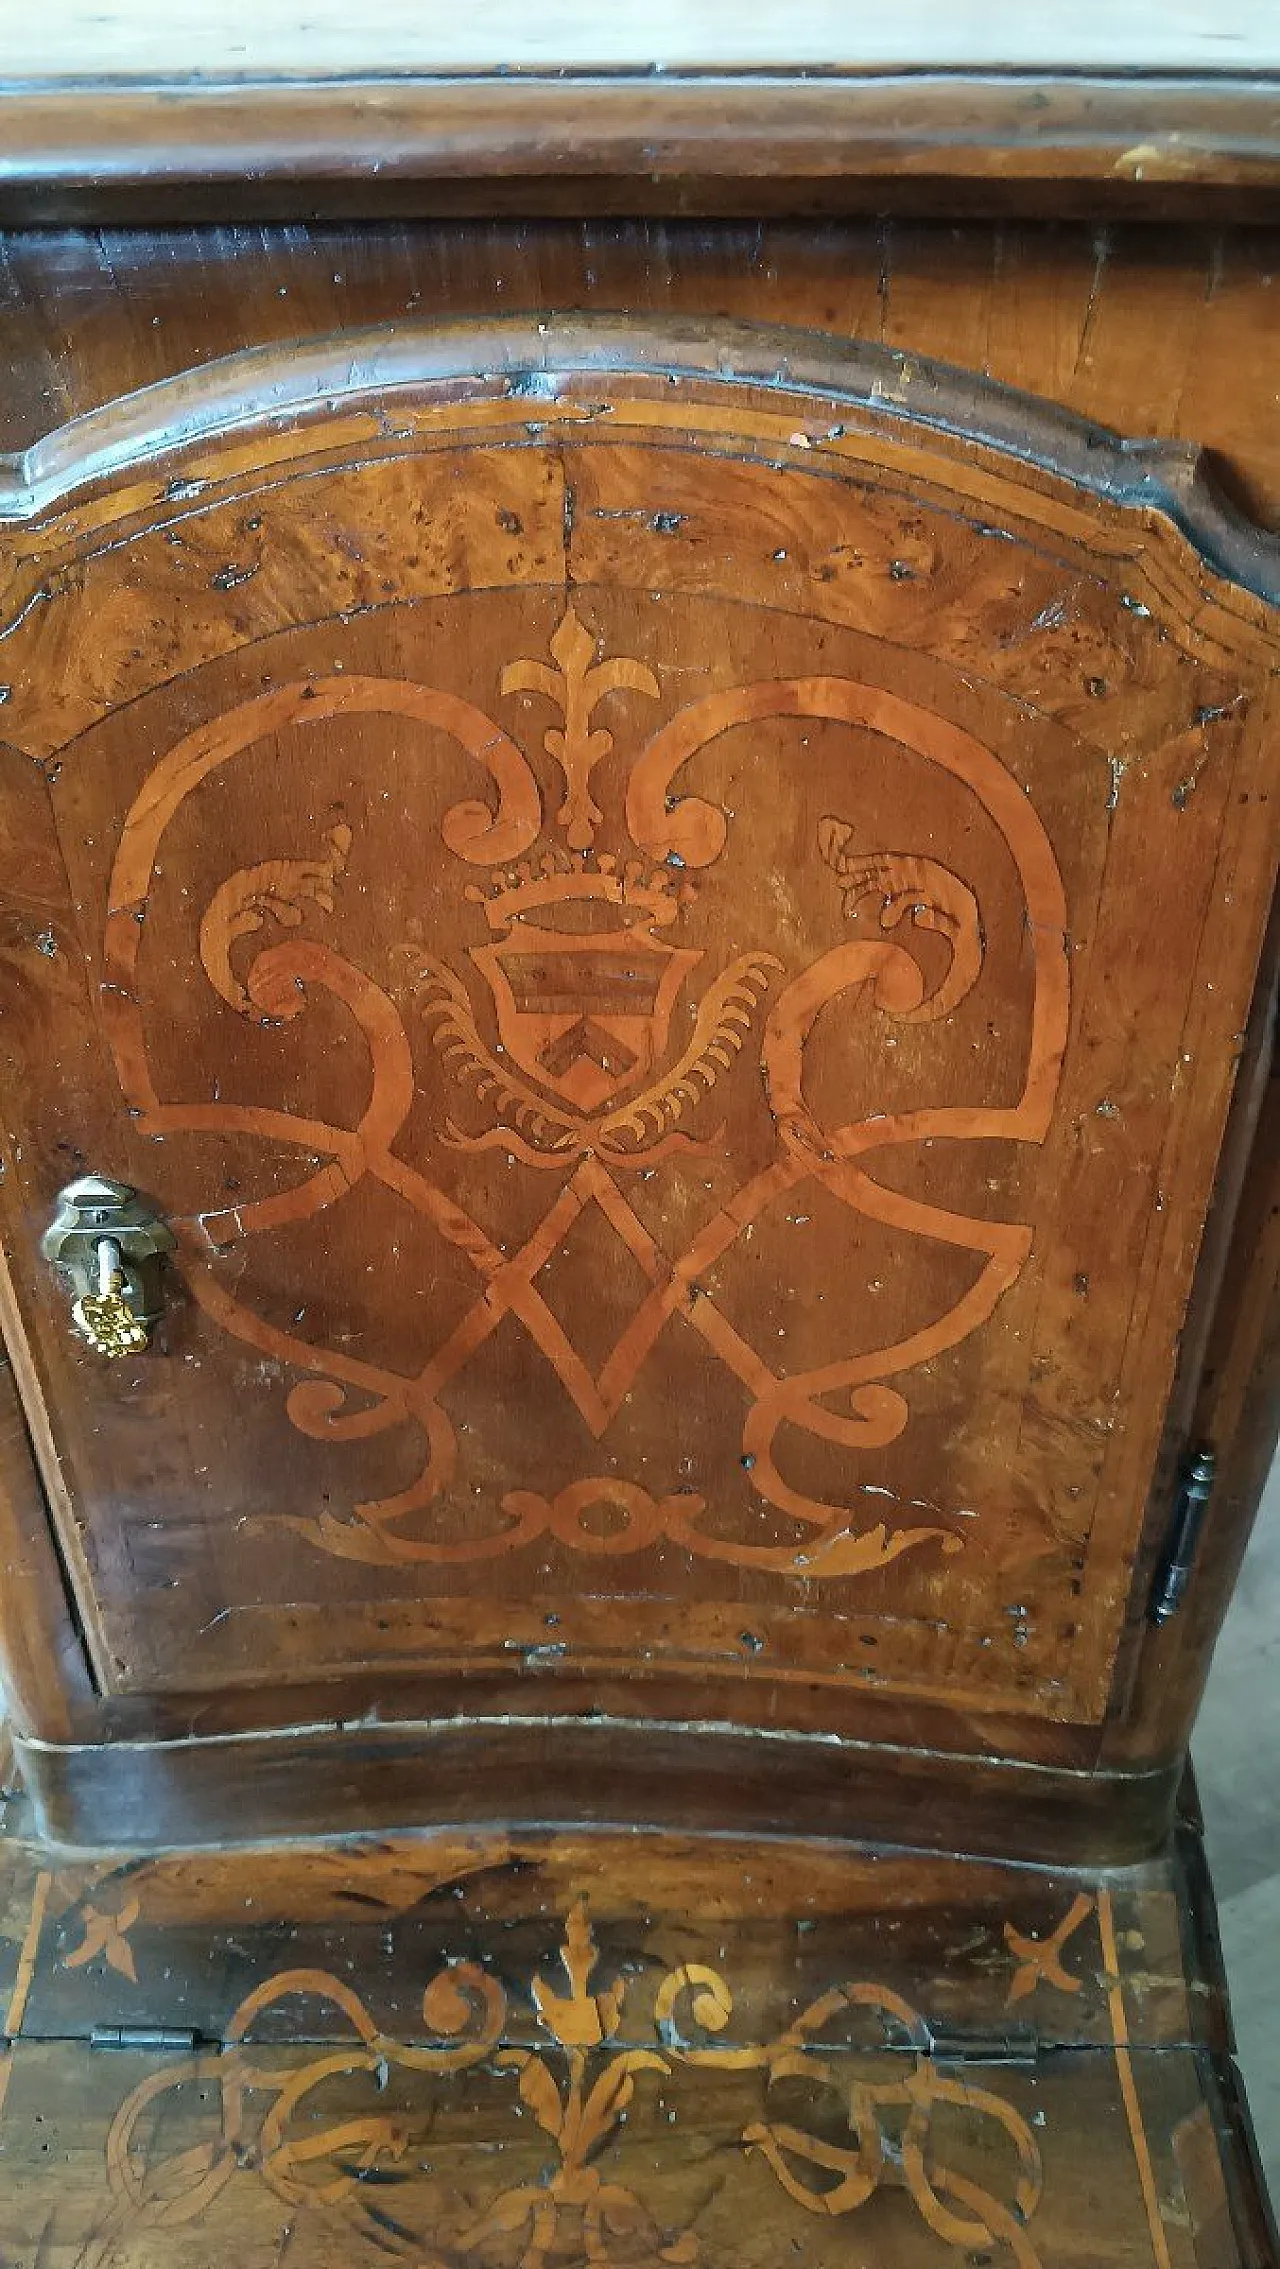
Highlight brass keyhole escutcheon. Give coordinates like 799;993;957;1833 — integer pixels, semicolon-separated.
42;1176;175;1358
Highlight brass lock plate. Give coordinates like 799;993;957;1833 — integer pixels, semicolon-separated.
42;1176;174;1356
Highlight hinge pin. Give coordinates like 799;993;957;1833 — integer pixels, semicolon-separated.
1149;1446;1217;1625
90;2025;199;2052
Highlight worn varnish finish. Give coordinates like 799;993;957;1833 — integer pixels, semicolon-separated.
0;346;1275;1730
3;225;1280;534
4;75;1280;227
0;8;1279;224
0;222;1276;1850
0;66;1277;2256
0;1808;1273;2267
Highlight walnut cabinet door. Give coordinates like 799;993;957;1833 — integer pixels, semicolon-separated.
0;322;1275;1763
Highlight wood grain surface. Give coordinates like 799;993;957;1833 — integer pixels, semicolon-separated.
0;325;1273;1739
0;227;1277;1855
3;225;1280;529
1;9;1280;229
0;1808;1273;2267
2;76;1280;227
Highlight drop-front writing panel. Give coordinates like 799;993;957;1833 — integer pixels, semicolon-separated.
0;328;1274;1734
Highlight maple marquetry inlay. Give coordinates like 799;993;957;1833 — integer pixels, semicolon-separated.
0;332;1273;1737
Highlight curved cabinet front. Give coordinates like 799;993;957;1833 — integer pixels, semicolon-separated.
0;321;1276;1830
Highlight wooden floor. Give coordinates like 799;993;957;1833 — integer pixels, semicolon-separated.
1197;1457;1280;2203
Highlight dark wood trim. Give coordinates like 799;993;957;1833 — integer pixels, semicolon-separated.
53;1658;1108;1770
0;1347;94;1742
1106;847;1280;1767
1202;2050;1280;2269
13;1711;1182;1860
1177;1808;1280;2266
4;314;1279;607
0;72;1278;226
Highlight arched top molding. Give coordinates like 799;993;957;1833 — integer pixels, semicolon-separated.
1;316;1277;610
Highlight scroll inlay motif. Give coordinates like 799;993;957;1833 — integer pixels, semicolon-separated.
101;605;1069;1576
84;1898;1046;2269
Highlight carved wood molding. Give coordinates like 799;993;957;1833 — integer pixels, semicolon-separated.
1;317;1277;619
0;71;1278;229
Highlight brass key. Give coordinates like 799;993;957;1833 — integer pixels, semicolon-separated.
72;1242;151;1359
43;1179;173;1357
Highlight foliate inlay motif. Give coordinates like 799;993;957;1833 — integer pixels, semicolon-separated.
1004;1895;1096;2006
101;605;1069;1575
61;1894;140;1986
84;1899;1045;2269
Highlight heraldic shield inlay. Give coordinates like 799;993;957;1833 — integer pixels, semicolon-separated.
100;596;1070;1580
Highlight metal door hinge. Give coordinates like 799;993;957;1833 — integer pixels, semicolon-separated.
921;2020;1040;2069
1149;1446;1217;1625
90;2025;199;2053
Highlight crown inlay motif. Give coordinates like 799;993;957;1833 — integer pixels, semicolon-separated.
99;604;1070;1578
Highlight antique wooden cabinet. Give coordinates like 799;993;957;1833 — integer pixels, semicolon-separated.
0;20;1277;2266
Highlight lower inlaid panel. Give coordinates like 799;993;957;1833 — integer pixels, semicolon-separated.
0;1828;1271;2267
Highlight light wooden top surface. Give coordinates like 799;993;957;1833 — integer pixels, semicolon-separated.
4;0;1279;76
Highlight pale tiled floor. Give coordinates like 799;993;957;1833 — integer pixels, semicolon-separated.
1196;1455;1280;2201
